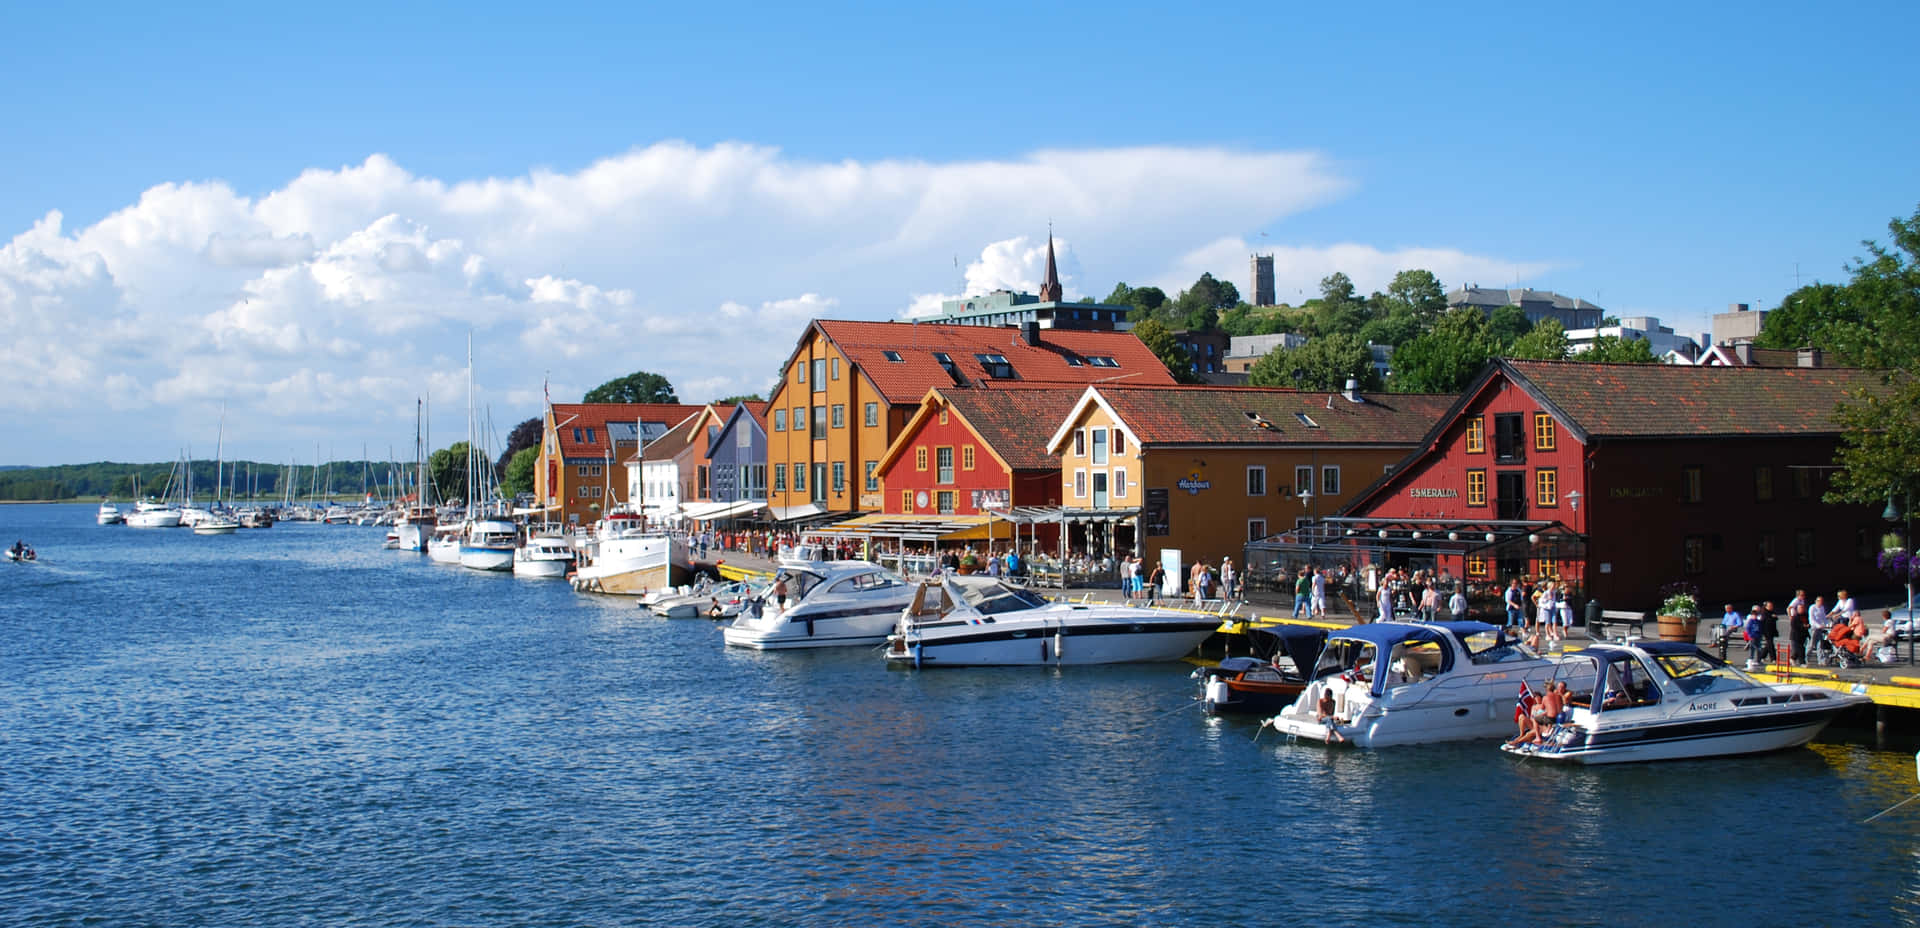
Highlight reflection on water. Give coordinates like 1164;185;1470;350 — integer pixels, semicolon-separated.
2;504;1919;926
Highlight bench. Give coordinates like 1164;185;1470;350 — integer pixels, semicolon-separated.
1587;608;1652;638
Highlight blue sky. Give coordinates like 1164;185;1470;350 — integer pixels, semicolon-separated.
2;2;1915;465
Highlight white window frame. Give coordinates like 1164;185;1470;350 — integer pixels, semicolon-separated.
1073;468;1087;499
1074;429;1086;457
1112;467;1128;499
1247;465;1266;497
1295;465;1313;496
1248;518;1268;542
1091;429;1108;465
1321;465;1341;496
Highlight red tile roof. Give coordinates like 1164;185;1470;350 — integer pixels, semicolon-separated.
936;387;1085;470
549;402;711;462
813;320;1177;404
1086;385;1456;447
1502;360;1889;439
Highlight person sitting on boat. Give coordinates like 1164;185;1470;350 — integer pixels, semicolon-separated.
1315;688;1346;743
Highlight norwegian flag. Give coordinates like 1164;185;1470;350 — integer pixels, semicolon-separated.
1514;683;1537;724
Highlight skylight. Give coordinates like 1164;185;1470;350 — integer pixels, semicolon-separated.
1088;356;1119;368
1294;412;1320;428
883;350;903;362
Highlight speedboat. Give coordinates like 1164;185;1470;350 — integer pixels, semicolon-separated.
459;518;518;571
97;500;124;525
1264;621;1560;747
513;535;576;579
193;514;240;535
885;574;1221;667
5;543;35;563
723;561;914;650
1501;641;1871;764
651;579;761;618
1195;624;1328;715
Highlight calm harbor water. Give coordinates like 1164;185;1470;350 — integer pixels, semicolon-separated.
2;502;1918;926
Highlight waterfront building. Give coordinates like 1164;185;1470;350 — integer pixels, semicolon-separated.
537;402;708;526
813;386;1077;555
1040;382;1454;575
698;402;770;522
1298;359;1889;612
620;404;739;527
763;319;1177;522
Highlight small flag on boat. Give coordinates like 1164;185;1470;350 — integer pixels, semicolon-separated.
1514;683;1536;724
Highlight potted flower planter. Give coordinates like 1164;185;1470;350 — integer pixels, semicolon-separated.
1655;613;1698;641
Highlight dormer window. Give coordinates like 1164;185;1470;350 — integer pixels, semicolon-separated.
974;353;1014;379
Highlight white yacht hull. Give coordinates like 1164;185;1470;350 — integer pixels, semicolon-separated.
513;555;572;579
459;546;515;571
723;609;903;649
126;510;182;528
427;538;464;564
569;535;683;595
394;522;432;552
97;506;123;525
1504;690;1865;764
193;521;240;535
887;609;1218;666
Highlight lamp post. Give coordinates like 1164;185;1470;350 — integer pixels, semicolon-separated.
1887;492;1916;665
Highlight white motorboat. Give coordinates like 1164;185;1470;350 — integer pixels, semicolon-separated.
427;523;465;564
513;535;576;579
722;561;915;650
459;517;518;572
1501;640;1870;764
570;532;687;595
650;579;760;618
96;500;123;525
193;515;240;535
6;542;36;563
885;575;1221;667
1264;621;1562;748
393;506;436;552
126;499;183;529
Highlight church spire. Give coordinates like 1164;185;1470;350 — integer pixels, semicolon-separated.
1039;228;1063;302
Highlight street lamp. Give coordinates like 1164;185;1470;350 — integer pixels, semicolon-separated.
1887;492;1915;665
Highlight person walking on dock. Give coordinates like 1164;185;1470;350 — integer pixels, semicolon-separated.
1787;590;1809;664
1310;567;1328;619
1293;568;1311;618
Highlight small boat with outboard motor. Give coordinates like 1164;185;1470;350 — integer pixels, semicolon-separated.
1194;624;1328;715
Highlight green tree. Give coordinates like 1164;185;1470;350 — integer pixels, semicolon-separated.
1507;318;1570;360
1487;305;1533;344
496;417;542;482
584;370;678;404
1381;269;1448;320
715;393;763;405
1580;334;1659;363
1389;309;1499;393
1821;204;1920;506
1132;318;1200;384
1319;272;1357;305
501;445;539;498
428;441;475;504
1755;283;1853;352
1356;309;1424;349
1248;332;1379;392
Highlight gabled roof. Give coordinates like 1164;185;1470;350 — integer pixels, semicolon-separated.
808;319;1176;404
629;404;738;465
1501;359;1888;440
550;402;708;461
1043;384;1455;453
706;402;769;460
876;386;1083;474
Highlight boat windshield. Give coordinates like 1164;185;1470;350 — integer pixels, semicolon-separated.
1650;650;1756;696
956;580;1049;615
1459;627;1539;664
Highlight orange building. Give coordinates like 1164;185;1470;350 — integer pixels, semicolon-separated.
1043;383;1454;580
763;319;1176;522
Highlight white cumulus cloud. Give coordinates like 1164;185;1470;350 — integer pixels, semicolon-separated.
0;141;1548;464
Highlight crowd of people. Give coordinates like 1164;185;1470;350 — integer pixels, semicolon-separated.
1717;588;1906;668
